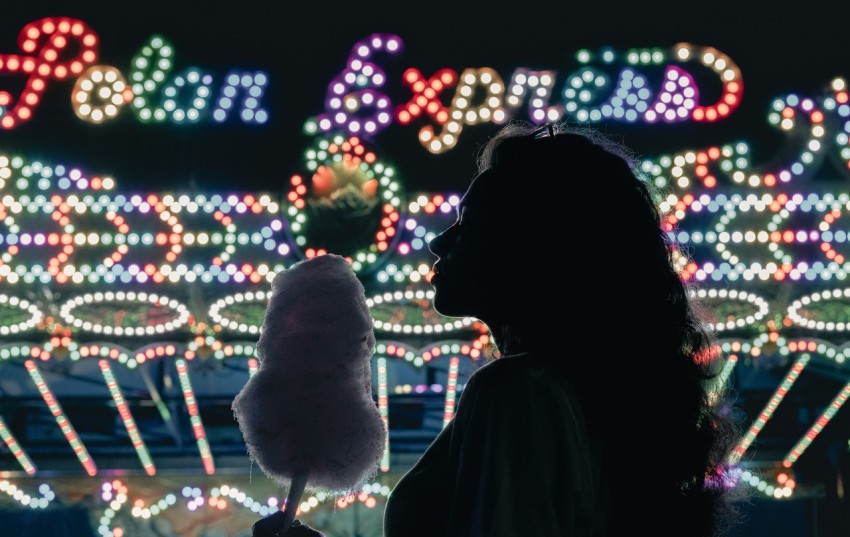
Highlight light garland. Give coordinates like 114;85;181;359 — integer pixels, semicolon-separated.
643;91;825;188
0;414;36;474
367;288;474;334
99;359;156;475
386;193;459;279
658;192;850;282
0;183;286;285
374;340;485;368
736;469;796;499
175;359;215;474
783;379;850;466
442;357;460;427
727;353;810;465
94;480;391;536
787;288;850;331
827;77;850;171
0;294;43;335
97;480;129;537
2;334;842;500
0;481;54;508
4;155;850;285
59;291;190;335
690;288;769;331
208;290;269;335
25;359;97;475
376;357;390;472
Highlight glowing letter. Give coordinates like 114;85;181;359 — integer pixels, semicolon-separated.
212;71;269;124
72;66;132;123
395;68;456;126
160;68;214;123
673;43;743;122
420;68;504;154
313;34;403;136
645;66;698;123
0;17;99;129
128;35;175;123
499;68;562;124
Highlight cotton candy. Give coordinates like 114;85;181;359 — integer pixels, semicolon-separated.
232;254;385;494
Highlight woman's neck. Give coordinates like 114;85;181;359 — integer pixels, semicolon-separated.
493;322;532;357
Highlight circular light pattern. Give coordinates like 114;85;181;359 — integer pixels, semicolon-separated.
562;66;610;123
59;291;189;335
0;294;43;335
72;66;133;123
367;288;474;334
286;134;403;272
788;288;850;331
208;291;269;335
689;288;769;331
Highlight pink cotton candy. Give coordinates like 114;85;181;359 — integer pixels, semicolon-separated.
232;254;385;494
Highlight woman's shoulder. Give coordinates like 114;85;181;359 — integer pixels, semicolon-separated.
468;353;565;387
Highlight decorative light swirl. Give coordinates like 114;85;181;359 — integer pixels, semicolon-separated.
367;288;474;334
59;291;190;335
787;288;850;331
689;288;769;331
0;294;43;335
208;290;269;335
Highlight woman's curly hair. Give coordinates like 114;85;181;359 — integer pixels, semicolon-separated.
474;120;744;536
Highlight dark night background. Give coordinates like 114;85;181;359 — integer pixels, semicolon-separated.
0;1;848;195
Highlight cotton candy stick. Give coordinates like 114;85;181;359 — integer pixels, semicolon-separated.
232;254;385;535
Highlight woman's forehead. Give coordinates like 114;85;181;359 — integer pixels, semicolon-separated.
459;169;498;207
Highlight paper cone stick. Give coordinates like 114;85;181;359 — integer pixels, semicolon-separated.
280;472;308;534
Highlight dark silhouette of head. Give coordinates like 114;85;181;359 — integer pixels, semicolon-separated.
429;121;741;536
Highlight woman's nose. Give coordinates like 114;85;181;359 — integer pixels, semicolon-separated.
428;225;456;257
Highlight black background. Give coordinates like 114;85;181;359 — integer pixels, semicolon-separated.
1;0;848;195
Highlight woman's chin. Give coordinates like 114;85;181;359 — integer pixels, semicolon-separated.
432;293;468;319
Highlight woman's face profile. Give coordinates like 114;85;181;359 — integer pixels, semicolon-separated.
428;171;501;320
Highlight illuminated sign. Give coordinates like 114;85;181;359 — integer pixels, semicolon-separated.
304;34;743;153
0;17;268;128
1;22;739;141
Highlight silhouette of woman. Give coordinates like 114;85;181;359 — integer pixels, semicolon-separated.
261;121;741;537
